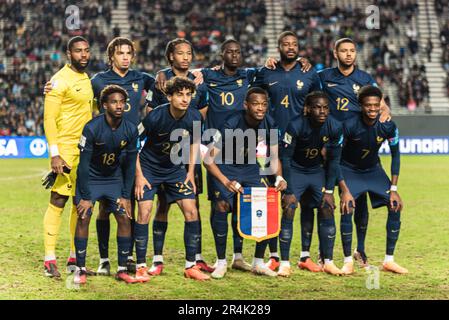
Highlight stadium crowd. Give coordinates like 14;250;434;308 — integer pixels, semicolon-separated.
283;0;432;110
1;0;447;136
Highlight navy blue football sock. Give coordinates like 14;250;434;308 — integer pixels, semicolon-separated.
211;210;228;260
152;220;168;256
300;206;314;252
197;219;202;255
134;222;148;265
184;221;200;263
96;219;110;259
279;217;293;261
117;236;132;268
386;210;401;255
75;237;88;268
340;213;353;257
268;237;278;255
129;218;136;257
318;216;336;260
231;211;243;254
354;194;369;253
255;240;268;259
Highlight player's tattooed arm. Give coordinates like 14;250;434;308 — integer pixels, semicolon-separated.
134;156;152;200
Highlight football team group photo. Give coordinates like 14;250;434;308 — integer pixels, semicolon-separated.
1;0;449;300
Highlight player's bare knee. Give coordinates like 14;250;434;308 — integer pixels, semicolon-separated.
214;200;230;213
137;202;152;224
50;192;69;208
282;195;297;220
318;206;334;220
183;206;198;222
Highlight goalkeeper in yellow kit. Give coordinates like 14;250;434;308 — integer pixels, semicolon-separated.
42;36;94;278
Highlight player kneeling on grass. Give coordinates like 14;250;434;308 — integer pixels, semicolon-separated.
204;87;287;279
279;91;347;277
73;85;139;284
134;76;210;281
338;85;407;275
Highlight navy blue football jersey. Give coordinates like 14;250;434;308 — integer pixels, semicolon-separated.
139;103;202;173
213;110;278;171
341;116;399;170
202;67;257;130
252;63;321;133
77;114;138;199
282;115;343;171
145;68;208;110
317;67;377;122
91;69;155;125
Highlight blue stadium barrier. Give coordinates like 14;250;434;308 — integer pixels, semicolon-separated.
1;136;449;158
0;136;48;158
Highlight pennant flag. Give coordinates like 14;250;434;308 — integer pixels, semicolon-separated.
237;187;281;242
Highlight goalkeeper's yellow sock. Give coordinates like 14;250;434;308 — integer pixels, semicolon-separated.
69;203;78;258
43;203;64;261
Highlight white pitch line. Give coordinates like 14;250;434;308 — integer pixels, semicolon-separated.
0;170;47;181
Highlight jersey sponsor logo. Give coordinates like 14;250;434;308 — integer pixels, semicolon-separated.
269;81;278;86
209;83;217;87
132;83;139;92
296;80;304;90
352;84;361;94
327;82;338;87
120;140;127;148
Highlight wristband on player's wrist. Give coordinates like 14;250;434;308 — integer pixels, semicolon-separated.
275;176;286;187
390;185;398;192
50;144;59;157
324;189;334;194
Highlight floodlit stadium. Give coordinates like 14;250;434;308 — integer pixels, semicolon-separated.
1;0;449;302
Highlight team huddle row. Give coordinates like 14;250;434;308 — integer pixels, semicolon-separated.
41;32;408;286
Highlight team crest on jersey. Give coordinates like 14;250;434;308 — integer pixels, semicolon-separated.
297;80;304;90
323;136;329;142
214;191;220;198
283;133;292;145
120;140;127;148
376;136;384;144
353;84;361;94
132;83;139;92
236;79;243;87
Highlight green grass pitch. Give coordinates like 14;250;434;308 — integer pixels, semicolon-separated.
1;156;448;300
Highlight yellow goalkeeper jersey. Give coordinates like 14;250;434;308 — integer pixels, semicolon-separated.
44;64;93;156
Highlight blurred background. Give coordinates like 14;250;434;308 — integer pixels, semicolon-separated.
0;0;448;138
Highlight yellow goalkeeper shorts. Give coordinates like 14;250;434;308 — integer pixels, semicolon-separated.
51;151;79;197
